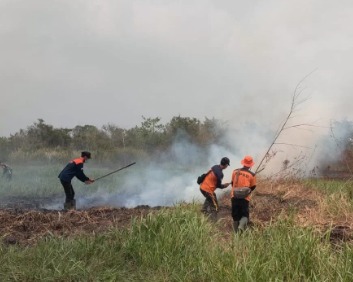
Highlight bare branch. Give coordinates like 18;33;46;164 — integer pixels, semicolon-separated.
258;153;307;183
254;71;316;174
283;124;327;130
274;142;312;149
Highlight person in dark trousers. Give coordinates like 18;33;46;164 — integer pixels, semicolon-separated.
0;162;12;181
58;151;94;210
199;157;231;222
231;155;257;233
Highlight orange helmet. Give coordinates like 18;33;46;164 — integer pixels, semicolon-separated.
241;155;254;167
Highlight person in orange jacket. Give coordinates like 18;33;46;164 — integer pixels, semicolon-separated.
200;157;231;221
231;155;257;233
58;151;94;210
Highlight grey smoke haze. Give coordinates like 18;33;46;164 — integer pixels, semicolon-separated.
0;0;353;140
1;0;353;209
43;138;234;210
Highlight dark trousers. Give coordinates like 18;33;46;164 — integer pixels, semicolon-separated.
200;189;219;213
231;198;249;221
60;180;75;203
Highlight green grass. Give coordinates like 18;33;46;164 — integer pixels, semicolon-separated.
0;164;128;198
304;178;353;215
305;178;353;196
1;205;353;281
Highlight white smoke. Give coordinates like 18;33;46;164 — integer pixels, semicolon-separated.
71;137;235;209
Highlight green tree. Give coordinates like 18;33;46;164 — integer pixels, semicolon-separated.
71;125;110;151
165;116;201;144
102;123;127;148
0;137;11;161
199;117;228;146
20;119;71;150
125;116;166;151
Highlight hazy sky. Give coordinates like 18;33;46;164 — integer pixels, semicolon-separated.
1;0;353;138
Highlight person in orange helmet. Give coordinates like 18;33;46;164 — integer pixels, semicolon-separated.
199;157;231;222
230;155;257;233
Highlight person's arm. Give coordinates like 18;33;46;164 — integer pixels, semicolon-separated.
249;174;257;191
222;183;231;189
79;166;95;184
213;166;230;189
75;164;90;183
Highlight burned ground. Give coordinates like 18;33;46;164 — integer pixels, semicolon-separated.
0;206;161;246
1;180;353;246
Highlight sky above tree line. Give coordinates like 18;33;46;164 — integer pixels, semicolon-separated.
2;1;353;207
0;0;352;146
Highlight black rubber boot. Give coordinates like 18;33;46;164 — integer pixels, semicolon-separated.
70;199;76;210
239;217;249;232
63;199;76;210
63;202;71;210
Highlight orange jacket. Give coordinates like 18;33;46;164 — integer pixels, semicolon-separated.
231;168;256;201
200;165;227;194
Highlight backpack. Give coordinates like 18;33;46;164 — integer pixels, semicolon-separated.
232;169;251;199
233;187;252;199
197;170;211;185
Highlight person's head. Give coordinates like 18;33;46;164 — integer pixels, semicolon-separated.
81;151;91;161
220;157;230;169
241;155;254;168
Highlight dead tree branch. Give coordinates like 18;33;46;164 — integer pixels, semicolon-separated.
254;72;315;175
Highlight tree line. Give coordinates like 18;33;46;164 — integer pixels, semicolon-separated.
0;116;229;164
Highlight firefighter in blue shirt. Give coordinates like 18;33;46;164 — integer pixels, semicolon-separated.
58;151;94;210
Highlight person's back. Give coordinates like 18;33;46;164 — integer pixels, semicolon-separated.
58;157;87;182
231;156;256;233
200;164;224;193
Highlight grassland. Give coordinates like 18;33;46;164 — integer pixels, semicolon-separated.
1;165;353;281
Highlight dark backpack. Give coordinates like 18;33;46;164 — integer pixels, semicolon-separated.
197;170;211;185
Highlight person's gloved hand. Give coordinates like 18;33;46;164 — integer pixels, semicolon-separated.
85;179;95;184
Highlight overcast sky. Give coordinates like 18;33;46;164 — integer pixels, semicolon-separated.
1;0;353;138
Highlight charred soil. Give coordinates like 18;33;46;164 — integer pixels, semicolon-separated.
1;180;353;246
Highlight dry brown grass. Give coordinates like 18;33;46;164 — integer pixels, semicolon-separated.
2;179;353;246
0;207;157;246
218;178;353;242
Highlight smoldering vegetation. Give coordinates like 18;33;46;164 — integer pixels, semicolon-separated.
1;116;353;210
